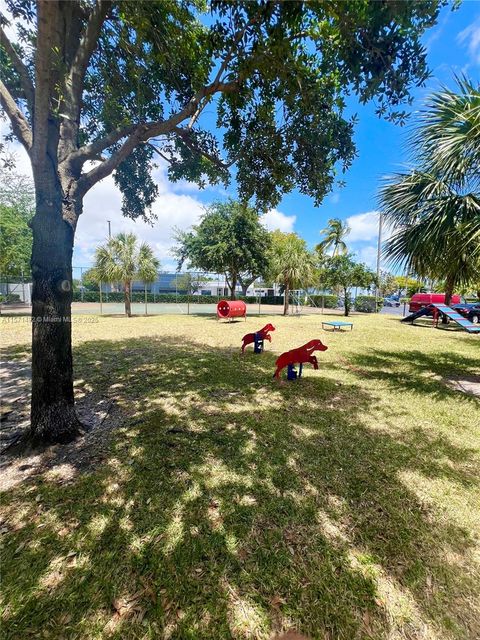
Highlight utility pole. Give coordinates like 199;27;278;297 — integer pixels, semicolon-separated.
375;212;383;308
107;221;114;292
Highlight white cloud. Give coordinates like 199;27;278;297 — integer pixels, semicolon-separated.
0;130;207;270
77;170;205;270
260;208;296;232
457;18;480;66
346;211;381;242
355;245;378;269
1;129;294;269
424;11;451;52
2;110;295;268
346;210;394;244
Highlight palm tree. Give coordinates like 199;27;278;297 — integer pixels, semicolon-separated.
379;77;480;306
268;231;315;315
316;218;350;257
94;232;160;317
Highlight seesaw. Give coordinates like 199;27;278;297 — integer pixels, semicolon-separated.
273;339;328;380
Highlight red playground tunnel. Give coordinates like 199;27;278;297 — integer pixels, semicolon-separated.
216;299;247;321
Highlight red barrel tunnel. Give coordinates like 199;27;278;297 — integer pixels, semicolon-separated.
216;299;247;320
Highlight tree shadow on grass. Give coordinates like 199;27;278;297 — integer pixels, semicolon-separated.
1;337;479;639
346;348;480;403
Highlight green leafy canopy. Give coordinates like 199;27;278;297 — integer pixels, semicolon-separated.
2;0;448;217
0;168;34;276
94;232;160;285
174;199;271;295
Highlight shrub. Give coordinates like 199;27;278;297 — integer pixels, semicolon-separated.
309;294;339;309
71;292;270;305
354;295;383;313
0;293;21;304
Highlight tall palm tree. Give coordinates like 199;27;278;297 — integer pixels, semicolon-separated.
379;77;480;306
268;231;315;315
317;218;350;256
94;232;160;317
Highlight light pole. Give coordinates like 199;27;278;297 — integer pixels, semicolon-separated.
107;221;113;292
375;212;383;309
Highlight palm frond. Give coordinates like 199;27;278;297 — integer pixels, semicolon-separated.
94;233;160;285
412;76;480;188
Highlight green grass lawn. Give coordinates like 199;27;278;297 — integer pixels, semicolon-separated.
1;313;479;639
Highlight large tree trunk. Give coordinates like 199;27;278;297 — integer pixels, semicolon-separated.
443;274;456;324
343;287;350;316
238;276;254;297
124;281;132;316
30;179;82;444
283;282;290;316
229;273;237;300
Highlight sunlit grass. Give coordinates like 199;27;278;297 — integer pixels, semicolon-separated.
1;312;479;639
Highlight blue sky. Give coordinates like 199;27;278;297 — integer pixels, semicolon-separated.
3;1;479;273
154;0;480;273
281;0;480;269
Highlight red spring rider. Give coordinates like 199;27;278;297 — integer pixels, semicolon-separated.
241;323;275;354
273;339;328;380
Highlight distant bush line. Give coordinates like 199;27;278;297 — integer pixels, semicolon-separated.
354;295;383;312
71;292;341;306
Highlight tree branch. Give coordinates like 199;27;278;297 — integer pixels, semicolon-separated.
77;78;239;192
69;123;138;166
67;0;111;113
0;79;32;153
147;143;175;165
0;25;35;111
32;0;58;164
173;127;231;171
77;125;144;194
59;1;111;159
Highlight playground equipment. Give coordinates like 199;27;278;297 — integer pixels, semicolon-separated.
289;289;325;315
273;339;328;380
241;323;275;353
217;299;247;321
401;306;432;323
322;320;353;332
402;303;480;334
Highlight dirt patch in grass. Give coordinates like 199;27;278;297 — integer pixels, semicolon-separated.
444;374;480;398
0;354;125;489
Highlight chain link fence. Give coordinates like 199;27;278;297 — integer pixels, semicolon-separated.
1;269;298;316
1;269;354;316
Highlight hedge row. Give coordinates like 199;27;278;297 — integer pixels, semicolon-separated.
308;294;339;309
71;292;342;306
0;293;21;303
72;292;219;303
71;291;349;307
71;292;272;304
354;295;384;313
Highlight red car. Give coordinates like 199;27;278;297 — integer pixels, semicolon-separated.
409;293;461;313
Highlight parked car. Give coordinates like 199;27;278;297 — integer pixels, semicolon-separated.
452;302;480;324
409;293;461;313
384;297;400;307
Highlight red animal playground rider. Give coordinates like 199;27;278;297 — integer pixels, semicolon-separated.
273;339;328;379
241;324;276;353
